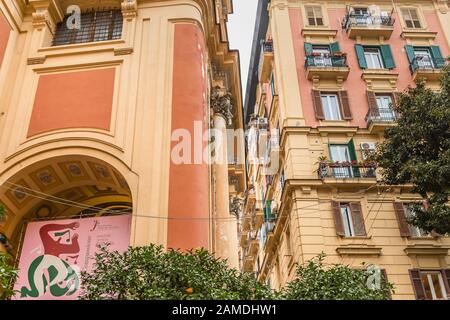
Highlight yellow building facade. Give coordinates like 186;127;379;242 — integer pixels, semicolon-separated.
242;0;450;300
0;0;245;270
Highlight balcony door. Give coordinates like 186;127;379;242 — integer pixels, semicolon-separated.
414;48;434;69
375;95;396;121
329;145;353;178
312;46;332;67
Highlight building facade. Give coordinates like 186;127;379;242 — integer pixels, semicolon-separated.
0;0;245;270
242;0;450;300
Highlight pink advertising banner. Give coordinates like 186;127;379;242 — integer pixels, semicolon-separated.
13;215;132;300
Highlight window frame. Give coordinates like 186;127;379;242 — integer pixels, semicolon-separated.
320;93;342;120
400;7;424;29
364;47;385;69
404;203;429;238
340;204;355;237
305;5;324;26
420;271;448;300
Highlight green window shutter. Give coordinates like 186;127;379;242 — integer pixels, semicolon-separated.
380;45;396;69
355;44;367;69
405;45;417;72
430;45;445;68
330;42;341;53
304;42;313;54
347;139;358;161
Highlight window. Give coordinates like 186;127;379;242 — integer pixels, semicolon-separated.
364;47;384;69
312;45;332;67
340;204;355;236
421;272;448;300
321;94;341;120
329;145;352;178
404;204;429;237
306;6;324;26
52;10;123;46
402;8;422;28
375;94;396;120
414;48;434;69
269;73;276;96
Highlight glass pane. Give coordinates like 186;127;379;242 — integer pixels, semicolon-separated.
340;206;354;236
422;274;434;300
431;274;444;299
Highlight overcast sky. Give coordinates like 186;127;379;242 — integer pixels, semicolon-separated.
227;0;258;100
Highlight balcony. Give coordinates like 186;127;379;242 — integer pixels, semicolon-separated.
343;13;395;39
253;208;264;230
318;162;377;185
365;107;397;133
410;56;448;82
239;230;249;247
261;218;277;252
258;40;274;83
305;54;350;81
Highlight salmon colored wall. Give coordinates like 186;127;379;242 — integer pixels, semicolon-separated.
168;23;209;250
0;10;11;68
289;8;449;129
28;68;115;137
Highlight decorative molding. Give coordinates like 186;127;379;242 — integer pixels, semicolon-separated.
336;244;382;256
401;31;438;41
121;0;138;20
114;47;134;56
32;10;51;30
404;244;449;256
211;86;233;125
229;196;243;218
362;70;399;90
27;56;47;65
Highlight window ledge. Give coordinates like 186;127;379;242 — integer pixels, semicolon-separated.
404;244;449;256
336;244;382;256
401;30;438;41
38;39;126;53
318;120;351;126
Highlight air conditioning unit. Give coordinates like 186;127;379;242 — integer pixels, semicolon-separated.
257;118;269;130
360;142;377;159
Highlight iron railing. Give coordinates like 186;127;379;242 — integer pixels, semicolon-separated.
52;10;123;46
410;56;447;73
365;107;397;124
305;55;348;68
318;162;377;179
343;13;395;30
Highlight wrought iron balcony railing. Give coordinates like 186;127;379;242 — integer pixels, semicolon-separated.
262;40;273;54
410;56;447;73
343;13;395;30
365;107;397;124
318;162;377;179
305;55;348;68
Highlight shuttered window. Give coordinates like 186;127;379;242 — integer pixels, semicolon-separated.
52;10;123;46
402;8;422;28
356;45;395;69
305;6;324;26
332;201;366;237
410;269;450;300
393;202;429;237
312;90;352;120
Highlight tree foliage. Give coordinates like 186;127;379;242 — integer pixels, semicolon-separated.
80;244;274;300
0;252;18;300
374;66;450;234
81;246;393;300
280;253;393;300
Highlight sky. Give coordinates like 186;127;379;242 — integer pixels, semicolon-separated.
227;0;259;101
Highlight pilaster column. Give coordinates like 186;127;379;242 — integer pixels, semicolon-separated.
211;87;239;268
269;0;305;128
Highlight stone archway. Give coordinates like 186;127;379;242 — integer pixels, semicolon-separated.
0;155;132;255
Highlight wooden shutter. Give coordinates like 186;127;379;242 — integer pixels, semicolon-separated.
304;42;313;55
393;202;410;237
338;91;352;119
366;91;379;116
442;269;450;296
332;201;345;236
405;45;417;72
355;44;367;69
381;269;392;300
350;202;366;236
409;269;426;300
430;45;445;68
380;45;396;69
312;90;325;120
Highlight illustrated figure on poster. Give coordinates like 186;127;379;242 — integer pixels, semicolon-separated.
20;222;81;298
